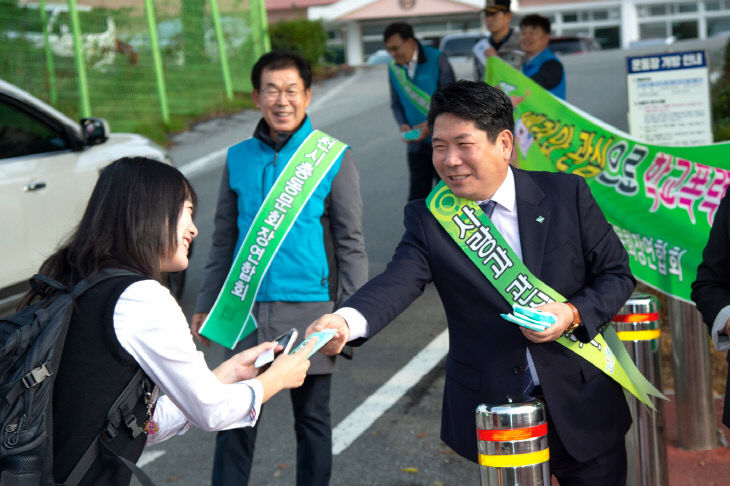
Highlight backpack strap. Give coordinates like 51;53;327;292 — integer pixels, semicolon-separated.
71;269;143;299
29;274;68;296
13;270;144;399
59;369;157;486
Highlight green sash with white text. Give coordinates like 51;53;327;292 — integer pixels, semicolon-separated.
426;181;665;408
200;130;347;349
389;61;431;117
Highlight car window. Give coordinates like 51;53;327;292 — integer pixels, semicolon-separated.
0;99;69;159
549;39;582;55
442;36;481;57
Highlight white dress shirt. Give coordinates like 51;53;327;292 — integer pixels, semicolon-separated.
112;280;263;445
337;168;541;384
397;47;419;79
711;305;730;351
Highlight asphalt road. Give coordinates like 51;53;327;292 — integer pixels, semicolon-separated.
134;37;729;486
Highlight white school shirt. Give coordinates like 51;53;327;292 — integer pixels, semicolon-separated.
338;168;541;385
112;279;263;445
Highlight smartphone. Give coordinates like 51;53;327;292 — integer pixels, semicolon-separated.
254;328;298;368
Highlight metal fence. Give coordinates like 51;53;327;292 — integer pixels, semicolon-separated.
0;0;269;133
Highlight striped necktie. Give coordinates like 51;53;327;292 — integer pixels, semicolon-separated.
479;200;496;218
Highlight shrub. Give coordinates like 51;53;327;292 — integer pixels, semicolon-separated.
269;19;327;67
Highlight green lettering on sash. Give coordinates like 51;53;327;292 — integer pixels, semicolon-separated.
389;61;431;117
200;130;347;349
426;181;665;408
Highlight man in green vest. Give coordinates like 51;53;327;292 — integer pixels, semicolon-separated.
385;21;455;201
191;50;368;486
309;80;635;484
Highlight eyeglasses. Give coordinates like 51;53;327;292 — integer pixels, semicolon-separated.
261;87;305;101
385;43;406;54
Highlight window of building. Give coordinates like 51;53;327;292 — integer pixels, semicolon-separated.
672;20;698;39
595;26;620;49
362;25;383;36
640;22;667;39
675;3;698;13
708;17;730;36
645;5;668;16
593;10;609;21
563;12;578;23
705;1;722;11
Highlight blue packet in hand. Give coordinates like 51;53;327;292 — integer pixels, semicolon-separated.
513;305;557;325
402;128;421;141
500;313;549;332
290;329;337;359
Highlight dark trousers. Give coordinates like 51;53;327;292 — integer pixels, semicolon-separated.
407;144;439;201
543;399;627;485
211;374;332;486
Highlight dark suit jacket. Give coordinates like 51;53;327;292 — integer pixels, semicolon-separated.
346;168;635;463
691;192;730;428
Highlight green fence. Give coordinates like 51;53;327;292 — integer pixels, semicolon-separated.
0;0;270;134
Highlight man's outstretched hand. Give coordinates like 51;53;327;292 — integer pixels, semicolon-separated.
306;314;351;356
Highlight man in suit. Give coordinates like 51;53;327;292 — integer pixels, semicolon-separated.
309;81;635;484
691;191;730;429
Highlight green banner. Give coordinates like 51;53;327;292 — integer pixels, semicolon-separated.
389;61;431;116
485;56;730;303
200;130;347;349
426;182;665;407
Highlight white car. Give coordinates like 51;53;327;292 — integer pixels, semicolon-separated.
0;79;175;314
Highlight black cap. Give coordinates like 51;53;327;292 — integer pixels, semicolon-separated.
484;0;510;13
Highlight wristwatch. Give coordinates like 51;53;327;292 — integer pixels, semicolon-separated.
565;302;581;332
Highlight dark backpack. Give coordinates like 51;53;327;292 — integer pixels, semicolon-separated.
0;270;156;486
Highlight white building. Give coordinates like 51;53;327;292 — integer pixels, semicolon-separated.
308;0;730;65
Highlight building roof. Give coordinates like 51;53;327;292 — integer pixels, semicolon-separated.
267;0;338;11
309;0;481;21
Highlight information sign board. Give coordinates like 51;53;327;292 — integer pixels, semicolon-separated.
626;50;713;146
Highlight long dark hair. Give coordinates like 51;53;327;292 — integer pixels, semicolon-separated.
19;157;197;307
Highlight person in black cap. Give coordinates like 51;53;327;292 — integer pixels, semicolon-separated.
472;0;522;81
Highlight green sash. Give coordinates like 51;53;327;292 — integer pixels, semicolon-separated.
200;130;347;349
389;61;430;117
426;181;665;408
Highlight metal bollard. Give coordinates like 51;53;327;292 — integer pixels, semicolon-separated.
667;299;718;450
475;400;550;486
613;293;668;486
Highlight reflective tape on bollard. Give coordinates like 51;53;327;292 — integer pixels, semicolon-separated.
613;312;660;323
613;310;661;342
616;329;661;341
478;447;550;468
476;401;550;485
477;422;548;442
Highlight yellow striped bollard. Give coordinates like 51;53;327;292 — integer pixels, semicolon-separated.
475;400;550;485
613;293;668;486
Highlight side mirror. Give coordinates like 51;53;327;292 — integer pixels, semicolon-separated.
80;117;109;145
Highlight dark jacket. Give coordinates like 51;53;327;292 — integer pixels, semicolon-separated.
691;191;730;427
346;168;635;462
